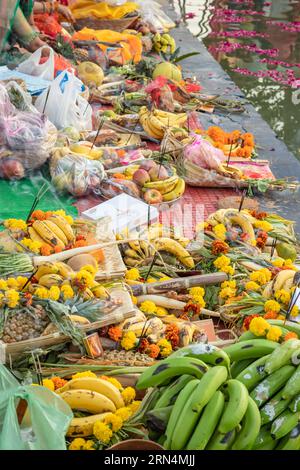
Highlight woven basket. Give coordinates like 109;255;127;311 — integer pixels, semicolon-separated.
74;15;139;33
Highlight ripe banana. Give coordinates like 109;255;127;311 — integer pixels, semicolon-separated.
43;220;68;246
33;220;65;249
34;262;59;281
169;343;230;370
271;409;300;440
164;379;199;450
265;339;300;374
48;214;75;242
260;389;292;425
223;339;279;363
28;227;46;244
250;365;295;407
186;390;225;450
60;389;116;414
230;359;253;378
67;412;111;437
162;178;185;202
206;429;236;450
276;424;300;450
273;270;295;292
55;261;74;278
224;211;256;245
154;375;193;409
143;175;178;191
136;357;209;390
282;363;300;400
57;377;124;409
154;237;194;269
38;273;64;287
170;366;228;450
236;355;270;391
218;380;249;434
262;281;273;299
231;397;261;450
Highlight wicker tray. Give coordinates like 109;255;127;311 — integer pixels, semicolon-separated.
74;15;139;33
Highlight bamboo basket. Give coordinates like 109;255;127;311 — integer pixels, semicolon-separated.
2;289;136;363
74;15;139;33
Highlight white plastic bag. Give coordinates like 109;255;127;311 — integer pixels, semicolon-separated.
35;71;92;131
17;46;55;81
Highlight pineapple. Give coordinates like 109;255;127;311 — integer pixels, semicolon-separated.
1;305;50;343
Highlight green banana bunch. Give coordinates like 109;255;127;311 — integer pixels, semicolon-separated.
250;365;295;407
271;409;300;440
230;359;253;378
231;397;261;450
154;375;193;409
260;389;292;425
276;424;300;450
265;339;300;374
206;429;236;450
235;354;270;391
218;380;249;434
282;363;300;400
223;339;279;363
289;394;300;413
146;406;173;433
169;343;230;370
152;32;176;54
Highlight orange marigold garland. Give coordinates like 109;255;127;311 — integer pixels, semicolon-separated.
51;377;68;390
263;311;278;320
211;240;229;255
165;324;180;349
284;332;298;341
182;301;200;319
147;344;160;359
108;326;122;342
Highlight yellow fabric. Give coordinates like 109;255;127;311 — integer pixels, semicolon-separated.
70;1;139;20
72;28;142;64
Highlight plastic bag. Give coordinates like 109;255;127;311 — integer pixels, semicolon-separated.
35;71;92;131
5;81;38;113
50;152;105;196
135;0;175;32
184;134;226;171
0;365;72;450
17;46;55;81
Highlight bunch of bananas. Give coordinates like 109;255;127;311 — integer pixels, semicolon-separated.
263;269;296;298
144;175;186;203
206;208;257;245
117;226;193;269
137;335;300;450
153;33;176;54
139;106;187;140
30;215;75;250
56;377;125;437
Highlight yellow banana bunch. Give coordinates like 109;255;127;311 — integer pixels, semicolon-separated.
152;109;187;128
67;413;111;437
162;178;185;202
38;274;64;288
139;106;166;140
153;33;176;54
154;237;195;268
60;389;116;414
31;216;75;249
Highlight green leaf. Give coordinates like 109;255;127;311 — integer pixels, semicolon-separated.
170;47;181;62
173;52;201;64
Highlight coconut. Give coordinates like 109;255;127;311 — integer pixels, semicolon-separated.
152;62;182;83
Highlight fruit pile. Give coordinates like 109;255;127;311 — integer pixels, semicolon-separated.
136;338;300;450
153;33;176;54
139;106;187;141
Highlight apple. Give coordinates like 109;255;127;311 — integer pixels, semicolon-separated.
144;189;163;204
132;168;150;186
149;165;169;181
139;160;157;172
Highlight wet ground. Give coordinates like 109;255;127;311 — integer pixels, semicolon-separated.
172;0;300;159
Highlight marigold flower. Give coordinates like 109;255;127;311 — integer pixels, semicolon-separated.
42;378;55;391
263;311;278;320
0;280;8;291
31;210;46;221
274;289;290;305
100;376;123;390
93;421;113;444
212;223;227;241
61;284;74;300
147;343;160;358
108;326;122;342
165;323;180;348
51;376;68;390
284;332;298;342
72;371;97;380
40;244;53;256
115;407;132;421
249;317;269;336
5;289;20;308
128;400;141;414
68;438;86;450
125;268;140;281
104;413;123;432
121;387;136;405
266;326;282;342
243;314;260;331
4;218;27;231
140;300;157;314
157;338;172;357
211;240;229;255
156;306;169;316
254;220;273;232
221;280;236;289
121;331;137;350
213;255;231;270
48;286;60;301
219;287;236;299
189;287;205;297
34;287;49;299
84;440;96;450
290;306;299;318
264;300;281;313
73;270;94;289
245;281;260;291
222;265;235;275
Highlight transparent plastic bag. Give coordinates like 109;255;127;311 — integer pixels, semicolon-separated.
35;71;92;131
50;152;105;197
184;134;226;171
17;46;55;81
135;1;175;32
0;365;72;450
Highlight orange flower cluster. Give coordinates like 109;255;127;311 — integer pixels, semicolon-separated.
250;211;267;220
138;338;160;359
51;377;68;390
263;311;278;320
284;332;298;341
211;240;229;255
108;326;122;342
243;314;260;331
165;324;180;349
256;230;268;249
207;126;255;159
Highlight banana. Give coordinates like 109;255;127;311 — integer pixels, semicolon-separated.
262;281;273;299
57;377;124;409
28;227;46;244
154;237;194;269
223;339;279;363
206;429;236;450
67;412;111;437
60;389;116;414
139;240;149;258
252;424;275;450
162;178;185;202
265;339;300;374
154;375;194;409
230;359;253;378
153;33;161;43
146;406;173;433
236;355;270;391
250;365;295;407
282;277;295;292
187;390;225;450
276;424;300;450
169;343;230;370
143;175;178;191
231;397;261;450
164;379;199;450
55;261;74;278
268;320;300;337
136;357;209;390
271;409;300;440
69;315;90;325
272;269;295;292
43;220;68;246
33;220;65;249
48;215;75;242
124;248;143;260
168;36;176;54
218;380;249;434
38;273;64;287
282;363;300;400
289;394;300;413
260;389;292;425
170;366;228;450
34;262;59;281
238;331;257;342
224;211;256;245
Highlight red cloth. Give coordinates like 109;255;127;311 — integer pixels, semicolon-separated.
34;13;62;38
